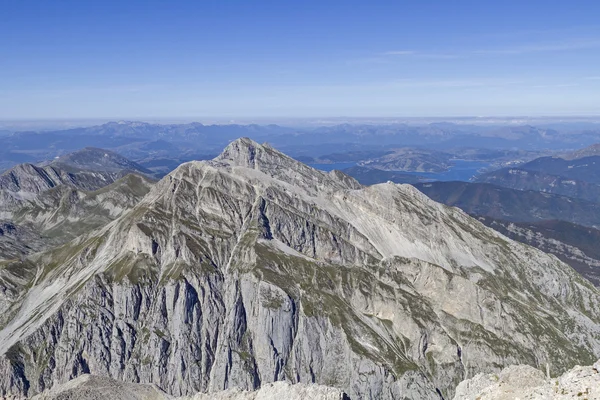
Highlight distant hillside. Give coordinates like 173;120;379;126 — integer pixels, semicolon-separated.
473;151;600;202
477;217;600;287
50;147;153;175
342;166;423;185
414;181;600;228
562;143;600;160
357;148;452;172
514;155;600;184
475;168;600;202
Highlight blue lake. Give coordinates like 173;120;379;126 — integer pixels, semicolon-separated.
310;160;490;182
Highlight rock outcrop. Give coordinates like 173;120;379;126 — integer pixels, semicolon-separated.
27;375;347;400
454;359;600;399
0;138;599;399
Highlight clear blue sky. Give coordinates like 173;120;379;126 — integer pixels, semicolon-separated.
2;0;600;118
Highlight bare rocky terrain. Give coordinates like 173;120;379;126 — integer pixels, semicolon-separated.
454;359;600;399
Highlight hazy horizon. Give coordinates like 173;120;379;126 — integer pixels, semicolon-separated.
2;115;600;132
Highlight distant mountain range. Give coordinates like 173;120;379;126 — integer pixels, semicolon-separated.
2;121;600;174
414;181;600;228
476;155;600;202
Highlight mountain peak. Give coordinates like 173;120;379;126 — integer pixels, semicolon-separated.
215;137;285;169
210;137;361;192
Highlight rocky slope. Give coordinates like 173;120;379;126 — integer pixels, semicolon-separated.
453;359;600;399
0;222;46;260
0;138;600;399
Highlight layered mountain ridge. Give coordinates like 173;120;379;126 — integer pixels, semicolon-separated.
475;155;600;202
0;147;156;259
0;147;153;218
0;138;599;399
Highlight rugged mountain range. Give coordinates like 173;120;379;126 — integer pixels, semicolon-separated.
0;148;155;260
0;139;600;399
0;174;154;258
0;147;153;212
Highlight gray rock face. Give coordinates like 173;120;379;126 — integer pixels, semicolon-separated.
0;138;600;400
0;221;47;259
453;359;600;399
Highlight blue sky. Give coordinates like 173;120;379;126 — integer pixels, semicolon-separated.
1;0;600;118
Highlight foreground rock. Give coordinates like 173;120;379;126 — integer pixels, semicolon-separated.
27;375;347;400
454;359;600;399
186;381;347;400
30;374;167;400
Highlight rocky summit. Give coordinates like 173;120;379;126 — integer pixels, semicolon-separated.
0;138;600;399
